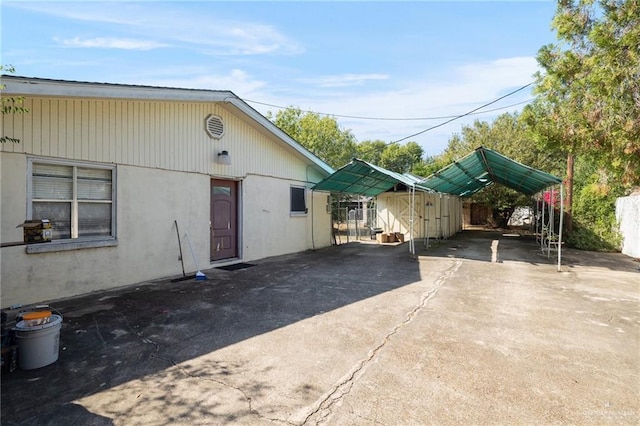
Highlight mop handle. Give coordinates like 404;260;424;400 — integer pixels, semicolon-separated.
184;233;200;272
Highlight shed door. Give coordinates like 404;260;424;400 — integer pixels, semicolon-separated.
211;179;237;261
397;193;422;237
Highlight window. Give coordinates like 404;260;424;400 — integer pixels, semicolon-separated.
290;186;307;215
29;159;116;242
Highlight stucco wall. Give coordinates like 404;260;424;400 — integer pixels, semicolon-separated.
1;153;332;308
241;175;331;262
1;89;333;308
616;194;640;259
1;158;209;308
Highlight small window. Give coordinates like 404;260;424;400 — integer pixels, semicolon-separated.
29;159;116;241
290;186;307;215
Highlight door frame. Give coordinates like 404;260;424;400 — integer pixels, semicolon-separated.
210;178;242;263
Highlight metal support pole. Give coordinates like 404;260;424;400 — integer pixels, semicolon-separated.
410;185;416;256
425;196;431;249
558;184;564;272
346;206;350;243
547;193;554;258
540;191;547;253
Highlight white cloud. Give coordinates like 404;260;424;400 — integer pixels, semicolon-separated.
126;69;268;97
299;73;390;88
243;56;541;155
12;2;303;56
109;56;538;157
59;37;170;50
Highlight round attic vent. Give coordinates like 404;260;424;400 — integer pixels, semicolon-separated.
205;114;224;139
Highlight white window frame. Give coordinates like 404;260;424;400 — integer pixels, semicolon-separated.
26;157;117;253
290;185;308;216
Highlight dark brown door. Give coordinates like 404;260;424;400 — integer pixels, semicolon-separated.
211;179;237;260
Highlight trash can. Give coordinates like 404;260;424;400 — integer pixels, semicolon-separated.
14;312;62;370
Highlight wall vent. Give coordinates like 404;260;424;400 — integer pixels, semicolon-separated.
205;115;224;139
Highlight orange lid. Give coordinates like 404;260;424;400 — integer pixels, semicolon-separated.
22;311;52;320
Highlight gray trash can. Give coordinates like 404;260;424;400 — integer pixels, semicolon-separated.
15;314;62;370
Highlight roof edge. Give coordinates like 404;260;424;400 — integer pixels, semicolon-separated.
1;75;334;176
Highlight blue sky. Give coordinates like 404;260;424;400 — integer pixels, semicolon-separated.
1;1;558;157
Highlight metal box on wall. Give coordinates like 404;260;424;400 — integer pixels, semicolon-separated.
17;220;53;243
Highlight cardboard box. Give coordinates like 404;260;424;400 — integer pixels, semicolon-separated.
395;232;405;243
378;233;396;243
17;220;53;243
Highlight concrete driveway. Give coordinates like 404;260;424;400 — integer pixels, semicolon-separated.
2;230;639;425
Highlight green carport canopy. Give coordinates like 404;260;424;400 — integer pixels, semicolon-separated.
419;146;562;197
312;158;431;196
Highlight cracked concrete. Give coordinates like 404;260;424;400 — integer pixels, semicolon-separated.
2;230;639;425
303;261;464;425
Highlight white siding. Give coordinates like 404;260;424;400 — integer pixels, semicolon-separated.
376;191;462;240
1;97;316;182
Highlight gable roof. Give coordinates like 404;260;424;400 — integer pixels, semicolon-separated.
1;75;334;176
419;146;562;197
312;158;433;197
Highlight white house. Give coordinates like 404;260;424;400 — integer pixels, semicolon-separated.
1;76;334;308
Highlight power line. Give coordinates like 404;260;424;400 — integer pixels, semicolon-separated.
242;96;533;121
389;82;534;144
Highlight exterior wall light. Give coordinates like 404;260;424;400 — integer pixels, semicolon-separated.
217;150;231;165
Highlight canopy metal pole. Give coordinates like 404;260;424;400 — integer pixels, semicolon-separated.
410;184;416;256
425;196;431;249
435;194;441;240
558;183;564;272
346;206;350;243
547;188;556;259
540;195;547;253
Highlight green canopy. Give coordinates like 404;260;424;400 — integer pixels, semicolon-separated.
419;146;562;197
312;158;431;197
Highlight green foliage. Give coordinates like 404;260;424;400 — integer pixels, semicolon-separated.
267;107;357;169
378;141;423;174
567;156;623;251
1;65;28;143
532;0;640;186
411;155;450;177
526;0;638;250
268;107;427;173
429;112;565;226
355;140;386;165
355;139;425;174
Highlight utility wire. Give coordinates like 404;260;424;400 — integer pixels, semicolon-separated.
389;82;534;144
243;97;533;121
244;98;533;121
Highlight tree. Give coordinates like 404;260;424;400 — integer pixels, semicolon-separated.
267;107;357;169
378;141;424;174
432;113;565;227
411;155;450;178
525;0;639;249
355;140;386;165
1;65;28;143
532;0;640;187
